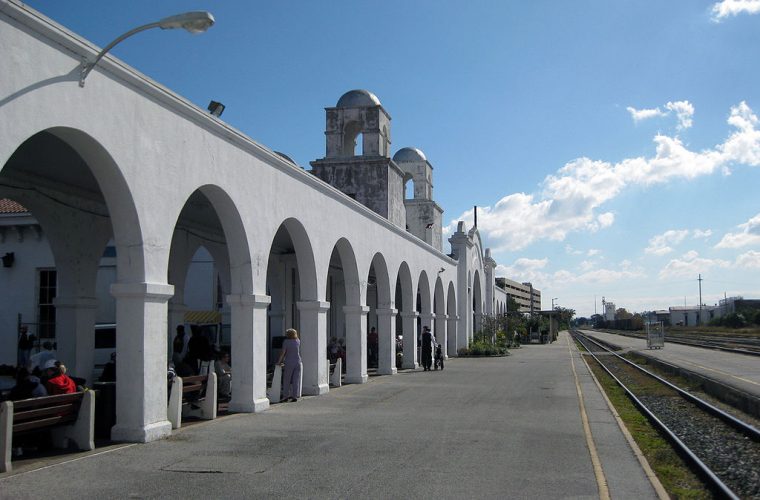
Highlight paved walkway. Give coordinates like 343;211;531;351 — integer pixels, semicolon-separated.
582;329;760;398
1;332;660;499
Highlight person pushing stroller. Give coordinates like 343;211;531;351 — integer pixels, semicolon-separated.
434;343;444;370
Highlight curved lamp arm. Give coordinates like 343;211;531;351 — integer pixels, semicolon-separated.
79;11;214;87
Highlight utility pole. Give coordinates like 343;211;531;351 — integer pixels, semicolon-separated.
698;274;703;325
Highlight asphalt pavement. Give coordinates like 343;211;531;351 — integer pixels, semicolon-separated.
0;332;660;499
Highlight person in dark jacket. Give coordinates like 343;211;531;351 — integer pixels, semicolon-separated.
421;326;433;371
9;366;47;400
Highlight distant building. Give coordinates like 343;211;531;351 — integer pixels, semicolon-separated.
604;301;616;321
668;306;720;326
495;277;541;313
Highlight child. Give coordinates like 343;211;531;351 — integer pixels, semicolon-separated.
434;344;444;371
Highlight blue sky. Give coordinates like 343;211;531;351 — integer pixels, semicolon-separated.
23;0;760;317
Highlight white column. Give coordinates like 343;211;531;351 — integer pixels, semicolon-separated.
343;305;369;384
227;293;271;413
110;282;174;443
401;311;418;369
435;313;448;358
52;295;99;384
376;308;397;375
297;300;330;395
447;315;458;358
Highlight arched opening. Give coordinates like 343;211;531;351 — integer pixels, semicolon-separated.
472;270;483;335
447;281;457;356
395;262;415;369
342;121;363;157
416;271;431;366
433;277;446;357
266;218;319;395
168;186;252;412
326;238;363;383
0;127;146;440
404;174;415;200
367;253;394;375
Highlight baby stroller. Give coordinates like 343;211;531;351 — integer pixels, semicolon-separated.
434;344;444;370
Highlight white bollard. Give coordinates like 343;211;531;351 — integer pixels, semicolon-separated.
329;358;342;387
267;365;283;403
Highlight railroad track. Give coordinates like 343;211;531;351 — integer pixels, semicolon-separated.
572;330;760;499
597;329;760;357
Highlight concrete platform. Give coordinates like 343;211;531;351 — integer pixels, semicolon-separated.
580;329;760;400
0;332;661;499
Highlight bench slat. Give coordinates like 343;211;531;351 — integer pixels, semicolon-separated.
14;403;78;423
13;414;77;433
13;392;84;410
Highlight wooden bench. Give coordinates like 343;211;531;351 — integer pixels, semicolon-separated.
1;391;95;473
167;372;217;429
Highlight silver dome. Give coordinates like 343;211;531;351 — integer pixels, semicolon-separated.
392;147;427;162
336;89;381;108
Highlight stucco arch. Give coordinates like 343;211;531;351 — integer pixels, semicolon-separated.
269;218;318;302
367;252;392;309
1;127;144;283
395;262;414;313
329;237;361;307
417;271;432;315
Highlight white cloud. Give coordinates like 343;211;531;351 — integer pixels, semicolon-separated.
565;244;583;255
646;229;690;255
627;100;694;130
736;250;760;268
627;106;666;122
496;258;644;292
446;102;760;252
715;212;760;248
665;101;695;130
659;250;730;279
712;0;760;21
693;229;713;239
587;249;600;257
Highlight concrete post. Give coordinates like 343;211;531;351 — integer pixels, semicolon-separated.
343;305;369;384
297;300;330;395
375;308;397;375
226;293;271;413
110;282;174;443
52;295;98;384
400;311;418;369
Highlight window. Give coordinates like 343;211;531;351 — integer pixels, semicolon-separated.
38;268;56;339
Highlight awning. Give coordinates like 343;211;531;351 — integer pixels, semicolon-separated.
184;310;222;325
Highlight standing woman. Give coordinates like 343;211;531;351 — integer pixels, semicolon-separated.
277;328;302;402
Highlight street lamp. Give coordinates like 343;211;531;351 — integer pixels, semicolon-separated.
79;11;215;87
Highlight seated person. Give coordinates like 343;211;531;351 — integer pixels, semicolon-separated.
9;366;47;400
43;360;77;395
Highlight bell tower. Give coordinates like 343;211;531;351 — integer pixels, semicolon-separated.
311;90;406;228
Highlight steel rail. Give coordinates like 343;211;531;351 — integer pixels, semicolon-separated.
572;330;740;500
578;331;760;441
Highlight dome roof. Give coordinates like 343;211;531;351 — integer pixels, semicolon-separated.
336;89;381;108
393;147;427;162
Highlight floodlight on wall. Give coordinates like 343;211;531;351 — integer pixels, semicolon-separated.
2;252;14;268
207;100;225;117
79;11;215;87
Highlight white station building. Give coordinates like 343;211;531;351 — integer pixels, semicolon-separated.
0;1;515;443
